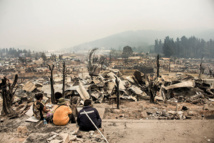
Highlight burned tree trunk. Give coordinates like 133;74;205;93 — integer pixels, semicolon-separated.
199;57;204;79
209;67;213;77
115;76;120;109
1;74;18;115
109;52;112;64
1;77;8;115
48;64;56;104
149;81;155;103
62;62;65;97
169;60;171;72
88;48;98;80
157;54;160;78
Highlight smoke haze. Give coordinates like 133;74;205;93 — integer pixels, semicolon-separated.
0;0;214;51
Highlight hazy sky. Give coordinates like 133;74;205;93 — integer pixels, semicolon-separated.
0;0;214;51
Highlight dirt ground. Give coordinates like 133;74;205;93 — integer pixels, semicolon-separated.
1;120;214;143
103;100;214;120
1;99;214;143
103;120;214;143
1;117;214;143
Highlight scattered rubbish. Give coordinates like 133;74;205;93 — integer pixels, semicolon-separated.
182;106;188;111
26;116;40;122
17;126;29;137
1;51;214;143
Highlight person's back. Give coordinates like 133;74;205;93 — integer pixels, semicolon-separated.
55;92;63;104
77;99;101;131
33;101;44;120
53;105;72;125
53;98;72;126
33;93;50;120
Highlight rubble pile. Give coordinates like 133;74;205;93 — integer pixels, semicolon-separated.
104;101;209;120
159;73;214;104
85;70;214;106
5;67;214;120
1;49;214;142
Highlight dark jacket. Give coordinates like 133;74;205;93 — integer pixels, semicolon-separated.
77;106;101;131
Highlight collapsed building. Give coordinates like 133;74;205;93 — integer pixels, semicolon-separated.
1;60;213;120
1;49;214;120
1;51;214;143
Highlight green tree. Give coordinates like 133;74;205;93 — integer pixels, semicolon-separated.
122;46;133;63
50;54;57;61
59;54;63;60
19;57;25;63
41;53;47;61
162;36;175;57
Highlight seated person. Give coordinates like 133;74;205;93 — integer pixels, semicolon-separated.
53;98;75;126
77;99;102;131
55;92;63;104
33;93;50;120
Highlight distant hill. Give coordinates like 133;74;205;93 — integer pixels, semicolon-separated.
70;29;214;52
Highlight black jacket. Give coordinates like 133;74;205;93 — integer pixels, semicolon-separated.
77;106;101;131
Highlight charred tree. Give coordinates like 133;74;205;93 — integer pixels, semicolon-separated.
115;76;120;109
157;54;160;77
209;67;213;77
169;60;171;72
88;48;98;79
99;56;107;70
199;57;204;79
148;81;155;103
122;46;133;64
62;62;66;97
1;74;18;115
109;52;112;64
48;64;56;104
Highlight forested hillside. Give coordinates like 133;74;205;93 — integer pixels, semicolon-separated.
154;36;214;58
